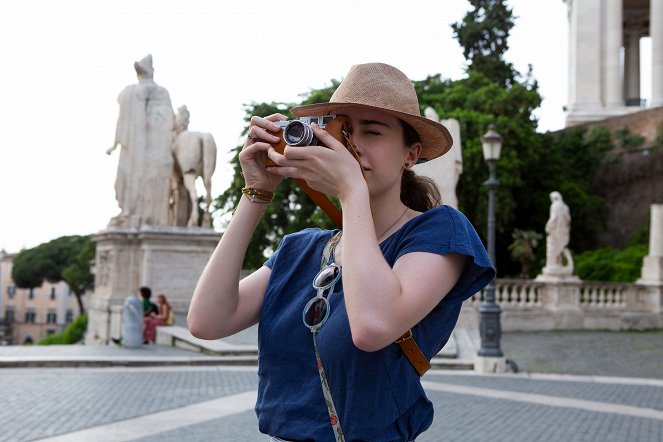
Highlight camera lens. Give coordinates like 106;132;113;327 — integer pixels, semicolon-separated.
283;121;314;146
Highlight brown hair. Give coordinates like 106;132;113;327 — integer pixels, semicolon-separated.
157;294;171;310
400;120;442;212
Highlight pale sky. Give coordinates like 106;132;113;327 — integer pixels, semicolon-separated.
0;0;645;253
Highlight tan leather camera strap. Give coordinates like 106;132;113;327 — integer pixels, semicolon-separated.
295;178;343;227
394;330;431;376
294;123;365;229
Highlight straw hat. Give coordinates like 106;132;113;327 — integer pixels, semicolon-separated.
290;63;452;161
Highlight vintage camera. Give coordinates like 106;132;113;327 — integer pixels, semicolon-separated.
266;115;350;166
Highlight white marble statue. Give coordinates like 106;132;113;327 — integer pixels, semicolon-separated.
106;54;175;227
543;191;574;275
170;105;217;228
413;107;463;208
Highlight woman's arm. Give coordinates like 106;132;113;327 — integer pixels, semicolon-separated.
188;198;272;339
341;188;465;351
154;304;169;321
188;114;287;340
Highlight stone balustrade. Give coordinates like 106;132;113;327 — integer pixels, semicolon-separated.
461;278;662;331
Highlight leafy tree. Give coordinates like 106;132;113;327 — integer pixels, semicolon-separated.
12;236;94;314
414;69;542;276
61;239;95;314
451;0;517;87
214;83;339;269
508;229;543;278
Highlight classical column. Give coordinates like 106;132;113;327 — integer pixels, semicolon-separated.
605;0;624;108
652;0;663;107
568;0;603;115
623;30;641;105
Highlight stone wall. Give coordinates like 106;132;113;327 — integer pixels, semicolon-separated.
570;107;663;247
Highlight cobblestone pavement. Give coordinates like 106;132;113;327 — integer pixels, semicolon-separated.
502;330;663;379
3;365;663;442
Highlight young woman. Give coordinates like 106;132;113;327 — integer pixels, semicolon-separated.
143;293;172;343
188;63;495;441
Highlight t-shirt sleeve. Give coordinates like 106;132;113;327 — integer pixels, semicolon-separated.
264;238;284;269
393;206;495;306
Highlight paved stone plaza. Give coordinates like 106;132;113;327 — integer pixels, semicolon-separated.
2;329;663;442
1;365;662;442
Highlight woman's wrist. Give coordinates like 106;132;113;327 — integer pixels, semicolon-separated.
338;181;369;208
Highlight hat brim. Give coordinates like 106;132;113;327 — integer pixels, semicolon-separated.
290;102;453;161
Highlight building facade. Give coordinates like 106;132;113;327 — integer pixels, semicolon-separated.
0;250;82;345
565;0;663;125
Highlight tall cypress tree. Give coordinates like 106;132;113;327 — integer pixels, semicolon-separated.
451;0;517;87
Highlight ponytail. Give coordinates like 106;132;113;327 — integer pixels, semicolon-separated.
399;120;442;212
401;170;441;212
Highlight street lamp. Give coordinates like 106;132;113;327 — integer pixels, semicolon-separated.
478;124;503;358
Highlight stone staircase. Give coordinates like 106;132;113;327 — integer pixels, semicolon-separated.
156;324;478;370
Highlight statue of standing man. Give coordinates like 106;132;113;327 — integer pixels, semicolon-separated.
543;191;574;275
107;54;174;227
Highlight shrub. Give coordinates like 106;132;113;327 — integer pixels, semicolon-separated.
574;246;648;282
37;314;87;345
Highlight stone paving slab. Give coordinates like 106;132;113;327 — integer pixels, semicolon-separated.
426;372;663;411
3;366;662;442
0;344;255;368
502;330;663;379
1;367;257;442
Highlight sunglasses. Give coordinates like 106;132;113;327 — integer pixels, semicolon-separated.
302;263;342;332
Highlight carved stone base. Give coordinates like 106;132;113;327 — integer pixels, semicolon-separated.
85;225;221;345
474;355;506;373
535;273;581;283
638;256;663;284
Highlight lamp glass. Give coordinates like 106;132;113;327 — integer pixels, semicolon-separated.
481;127;503;161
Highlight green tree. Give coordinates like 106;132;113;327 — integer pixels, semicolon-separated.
12;236;94;314
414;69;542;276
214;83;339;269
508;229;543;278
451;0;517;87
61;239;95;314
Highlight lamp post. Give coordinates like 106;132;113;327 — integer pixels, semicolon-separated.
478;124;503;358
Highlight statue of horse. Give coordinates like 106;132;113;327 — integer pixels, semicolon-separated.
170;105;217;227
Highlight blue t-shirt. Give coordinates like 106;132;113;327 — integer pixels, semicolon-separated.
257;205;495;441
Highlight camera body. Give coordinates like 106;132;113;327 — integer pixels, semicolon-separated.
265;115;350;166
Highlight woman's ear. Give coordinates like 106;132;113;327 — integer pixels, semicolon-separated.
405;142;422;170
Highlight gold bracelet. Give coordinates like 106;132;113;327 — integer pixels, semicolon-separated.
241;187;274;204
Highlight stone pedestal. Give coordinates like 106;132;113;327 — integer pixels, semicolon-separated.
474;355;506;373
85;225;221;345
537;276;584;329
639;256;663;283
637;204;663;285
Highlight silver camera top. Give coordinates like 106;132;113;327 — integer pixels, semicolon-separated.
274;115;337;129
277;115;338;147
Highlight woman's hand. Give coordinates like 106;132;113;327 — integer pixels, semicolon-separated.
266;123;364;200
239;113;289;192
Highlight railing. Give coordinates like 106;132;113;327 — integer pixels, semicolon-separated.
579;282;629;308
463;278;662;331
469;279;543;308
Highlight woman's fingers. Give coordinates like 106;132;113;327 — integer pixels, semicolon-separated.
245;114;287;147
310;123;346;151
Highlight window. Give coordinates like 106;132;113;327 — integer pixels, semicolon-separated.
7;285;16;299
46;329;56;336
50;287;56;300
46;310;57;324
65;310;74;323
25;309;36;323
5;307;15;323
28;288;34;300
